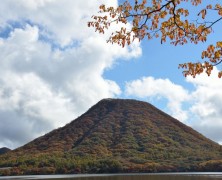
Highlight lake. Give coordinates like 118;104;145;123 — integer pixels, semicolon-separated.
1;173;222;180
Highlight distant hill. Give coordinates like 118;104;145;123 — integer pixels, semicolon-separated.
0;99;222;175
0;147;11;155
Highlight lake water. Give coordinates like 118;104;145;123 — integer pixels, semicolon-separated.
1;173;222;180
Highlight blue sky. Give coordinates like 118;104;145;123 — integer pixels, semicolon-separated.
0;0;221;149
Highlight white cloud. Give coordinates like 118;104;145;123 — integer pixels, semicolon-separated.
0;72;74;148
186;69;222;143
125;70;222;144
125;76;190;122
0;0;141;149
0;0;119;46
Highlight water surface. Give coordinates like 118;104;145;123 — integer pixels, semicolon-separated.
1;173;222;180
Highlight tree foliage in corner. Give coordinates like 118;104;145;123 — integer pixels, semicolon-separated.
88;0;222;78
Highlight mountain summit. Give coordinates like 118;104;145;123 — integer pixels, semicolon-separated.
0;99;222;175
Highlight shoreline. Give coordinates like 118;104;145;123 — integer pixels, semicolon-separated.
0;172;222;179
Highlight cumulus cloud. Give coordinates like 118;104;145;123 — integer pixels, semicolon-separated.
125;70;222;144
0;0;141;149
186;69;222;143
0;0;118;46
125;76;190;122
0;72;74;148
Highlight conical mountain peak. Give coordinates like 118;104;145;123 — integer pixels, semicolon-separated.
1;98;222;175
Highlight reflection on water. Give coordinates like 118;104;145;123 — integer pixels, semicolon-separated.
1;173;222;180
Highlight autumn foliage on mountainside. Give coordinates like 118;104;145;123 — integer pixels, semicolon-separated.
0;99;222;175
88;0;222;78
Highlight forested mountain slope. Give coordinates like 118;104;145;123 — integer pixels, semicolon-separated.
0;99;222;175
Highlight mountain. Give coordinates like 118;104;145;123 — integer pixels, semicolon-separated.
0;99;222;175
0;147;11;155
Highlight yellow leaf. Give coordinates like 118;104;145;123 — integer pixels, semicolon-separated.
216;41;222;48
